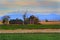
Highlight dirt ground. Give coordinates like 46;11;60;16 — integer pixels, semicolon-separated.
0;29;60;33
39;21;60;25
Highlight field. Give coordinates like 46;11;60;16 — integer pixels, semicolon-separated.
0;24;60;30
39;21;60;25
0;33;60;40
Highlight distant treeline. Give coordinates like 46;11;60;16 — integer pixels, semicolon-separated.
2;15;39;24
9;19;23;24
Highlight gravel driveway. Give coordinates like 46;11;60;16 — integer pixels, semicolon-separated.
0;29;60;33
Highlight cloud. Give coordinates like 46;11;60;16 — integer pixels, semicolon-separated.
0;0;60;16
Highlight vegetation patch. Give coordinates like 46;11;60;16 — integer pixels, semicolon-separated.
0;33;60;40
0;24;60;30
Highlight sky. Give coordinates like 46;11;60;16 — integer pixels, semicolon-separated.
0;11;59;21
0;0;60;16
0;0;60;21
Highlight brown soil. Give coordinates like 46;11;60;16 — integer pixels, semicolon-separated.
0;29;60;33
39;21;60;25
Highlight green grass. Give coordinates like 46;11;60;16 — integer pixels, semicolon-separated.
0;24;60;30
0;33;60;40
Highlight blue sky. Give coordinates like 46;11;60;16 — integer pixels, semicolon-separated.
0;11;59;21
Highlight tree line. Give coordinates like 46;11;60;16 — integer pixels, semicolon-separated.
2;14;39;25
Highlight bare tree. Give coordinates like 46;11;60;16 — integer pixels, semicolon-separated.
23;11;27;24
